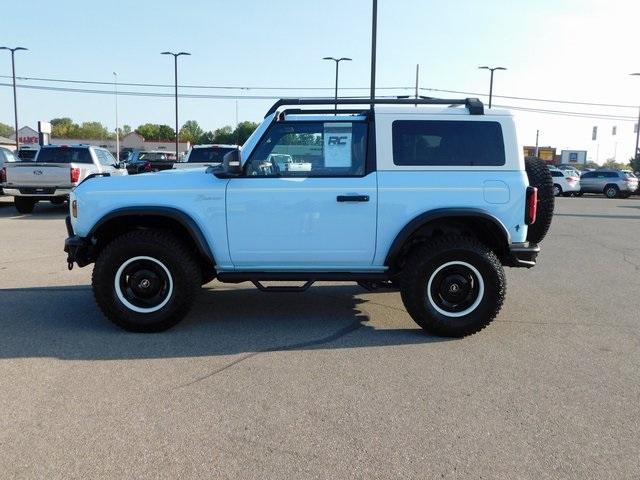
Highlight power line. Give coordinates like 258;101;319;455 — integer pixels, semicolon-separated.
421;87;638;109
1;81;637;122
0;74;411;91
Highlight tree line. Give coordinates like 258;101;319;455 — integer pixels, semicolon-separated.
0;119;259;146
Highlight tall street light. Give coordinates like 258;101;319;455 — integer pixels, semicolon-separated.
113;72;119;162
161;51;190;159
478;65;506;108
631;73;640;163
323;56;352;111
0;46;28;150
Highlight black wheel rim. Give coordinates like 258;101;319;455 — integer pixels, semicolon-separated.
427;261;484;317
115;256;172;312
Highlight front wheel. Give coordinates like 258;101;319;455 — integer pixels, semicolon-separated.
92;229;202;332
400;236;506;337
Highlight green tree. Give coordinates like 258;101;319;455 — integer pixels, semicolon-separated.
629;156;640;173
211;126;234;144
51;117;77;138
118;125;132;137
179;120;204;144
157;125;176;141
0;122;14;138
602;159;631;171
76;121;113;140
233;121;259;145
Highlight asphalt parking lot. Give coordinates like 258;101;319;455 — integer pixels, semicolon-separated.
0;194;639;479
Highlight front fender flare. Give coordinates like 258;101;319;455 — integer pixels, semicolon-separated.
88;206;215;264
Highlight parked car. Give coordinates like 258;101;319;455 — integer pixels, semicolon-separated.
65;96;553;337
3;144;127;213
549;168;580;196
173;144;238;169
0;146;20;195
123;150;177;174
578;169;638;198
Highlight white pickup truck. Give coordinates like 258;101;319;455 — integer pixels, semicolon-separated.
2;144;127;213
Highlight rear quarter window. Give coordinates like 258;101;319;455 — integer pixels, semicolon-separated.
392;120;505;167
188;147;235;163
37;147;93;164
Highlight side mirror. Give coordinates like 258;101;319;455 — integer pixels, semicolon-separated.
221;149;242;175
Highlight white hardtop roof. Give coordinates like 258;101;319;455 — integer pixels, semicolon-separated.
374;105;512;116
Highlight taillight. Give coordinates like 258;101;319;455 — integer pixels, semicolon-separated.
566;177;577;183
525;186;537;225
0;167;6;184
70;167;80;183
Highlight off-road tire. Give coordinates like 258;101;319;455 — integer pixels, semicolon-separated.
400;236;506;338
14;197;36;214
604;184;619;199
525;157;554;244
92;229;201;332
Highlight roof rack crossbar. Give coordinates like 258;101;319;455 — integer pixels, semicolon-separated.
265;97;484;117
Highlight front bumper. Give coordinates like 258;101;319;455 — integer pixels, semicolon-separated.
502;243;540;268
64;216;92;268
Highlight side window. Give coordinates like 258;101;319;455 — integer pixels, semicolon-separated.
246;122;367;177
95;149;112;166
581;171;595;178
392;120;505;167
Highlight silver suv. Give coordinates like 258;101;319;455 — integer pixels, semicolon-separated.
579;169;638;198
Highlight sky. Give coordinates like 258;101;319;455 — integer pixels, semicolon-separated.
1;0;639;163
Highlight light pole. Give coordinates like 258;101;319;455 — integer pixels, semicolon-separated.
161;51;190;159
631;73;640;163
0;46;28;150
478;65;506;108
113;72;119;162
322;57;352;111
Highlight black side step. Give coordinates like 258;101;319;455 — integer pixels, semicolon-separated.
252;280;314;293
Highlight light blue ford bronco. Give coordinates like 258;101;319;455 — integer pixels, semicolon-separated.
64;97;554;337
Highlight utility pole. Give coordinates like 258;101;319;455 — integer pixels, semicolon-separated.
161;51;191;159
535;129;540;158
0;46;28;150
370;0;377;107
478;65;507;108
414;64;420;106
113;72;119;162
630;74;640;163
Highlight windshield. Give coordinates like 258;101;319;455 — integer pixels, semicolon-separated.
1;148;19;163
36;147;93;164
188;147;235;163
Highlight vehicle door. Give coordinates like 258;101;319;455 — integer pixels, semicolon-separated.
580;171;597;192
225;119;377;268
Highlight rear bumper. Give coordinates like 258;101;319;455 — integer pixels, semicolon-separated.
64;216;92;268
4;187;72;197
502;242;540;268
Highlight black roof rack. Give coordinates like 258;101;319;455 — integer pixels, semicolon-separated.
265;97;484;117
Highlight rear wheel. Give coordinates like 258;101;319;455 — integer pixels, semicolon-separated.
604;184;619;199
14;197;36;214
524;158;554;244
400;236;506;337
553;184;563;197
92;229;201;332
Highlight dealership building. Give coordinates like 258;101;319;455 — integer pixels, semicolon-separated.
10;126;190;155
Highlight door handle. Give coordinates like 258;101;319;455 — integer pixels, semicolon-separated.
337;195;369;202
